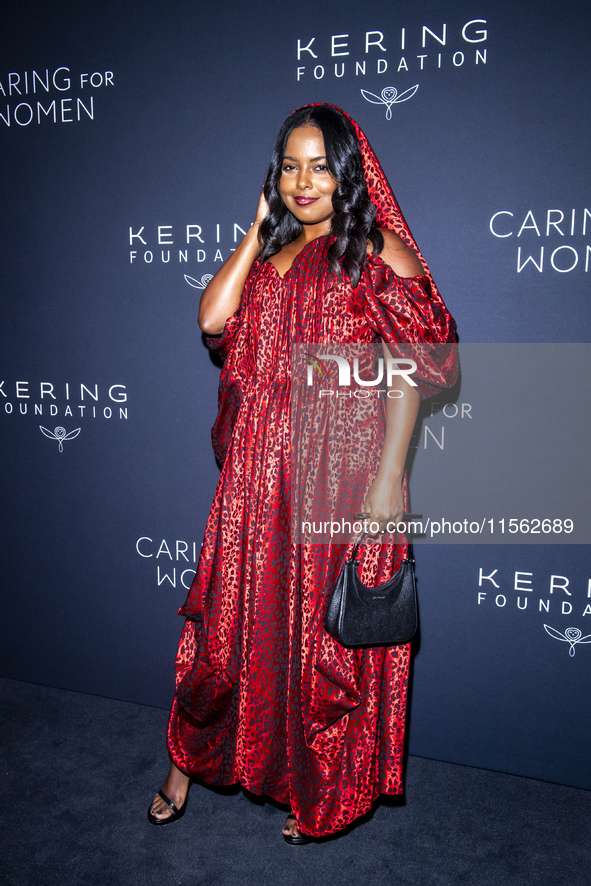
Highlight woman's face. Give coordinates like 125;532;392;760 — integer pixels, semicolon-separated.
279;125;337;229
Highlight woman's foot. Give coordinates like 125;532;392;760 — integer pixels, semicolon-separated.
149;762;191;824
282;811;312;845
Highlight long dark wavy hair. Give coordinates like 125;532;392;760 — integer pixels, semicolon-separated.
259;105;384;287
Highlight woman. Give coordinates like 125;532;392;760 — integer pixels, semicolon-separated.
149;105;457;842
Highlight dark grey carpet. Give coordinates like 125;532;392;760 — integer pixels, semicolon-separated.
1;677;589;886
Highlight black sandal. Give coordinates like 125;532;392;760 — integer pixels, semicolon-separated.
148;788;189;827
283;812;312;845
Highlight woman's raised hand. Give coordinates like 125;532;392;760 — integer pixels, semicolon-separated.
197;190;269;335
254;190;270;227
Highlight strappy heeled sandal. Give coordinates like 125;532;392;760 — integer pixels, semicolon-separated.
283;811;312;845
147;788;189;827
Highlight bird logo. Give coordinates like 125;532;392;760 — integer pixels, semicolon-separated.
543;625;591;657
361;85;419;120
39;425;81;452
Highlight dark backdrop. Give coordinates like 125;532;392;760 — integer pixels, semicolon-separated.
1;0;589;789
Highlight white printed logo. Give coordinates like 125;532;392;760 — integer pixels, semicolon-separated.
361;85;419;119
40;425;81;452
184;273;213;289
543;625;591;657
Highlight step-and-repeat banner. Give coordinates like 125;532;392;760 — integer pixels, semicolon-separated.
1;0;589;789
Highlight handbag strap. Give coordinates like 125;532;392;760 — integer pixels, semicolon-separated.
350;514;423;561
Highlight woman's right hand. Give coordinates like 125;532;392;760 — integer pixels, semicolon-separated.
254;190;270;227
198;189;268;335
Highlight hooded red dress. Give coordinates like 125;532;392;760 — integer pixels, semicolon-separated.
166;113;457;837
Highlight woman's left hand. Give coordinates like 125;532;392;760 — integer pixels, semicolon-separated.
362;474;405;536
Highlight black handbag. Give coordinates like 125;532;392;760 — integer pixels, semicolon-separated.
324;532;417;648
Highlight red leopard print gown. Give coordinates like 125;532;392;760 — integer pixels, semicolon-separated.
167;112;457;837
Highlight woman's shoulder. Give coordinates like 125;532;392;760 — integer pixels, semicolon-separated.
366;227;426;278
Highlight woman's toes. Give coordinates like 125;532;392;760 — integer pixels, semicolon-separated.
150;796;172;819
283;813;298;836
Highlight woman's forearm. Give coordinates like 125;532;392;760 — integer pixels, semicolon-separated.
197;224;262;335
363;343;420;530
198;192;269;335
379;389;420;481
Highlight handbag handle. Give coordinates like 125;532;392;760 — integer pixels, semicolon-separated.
350;513;423;561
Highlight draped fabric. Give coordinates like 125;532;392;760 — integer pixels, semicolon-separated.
167;110;457;837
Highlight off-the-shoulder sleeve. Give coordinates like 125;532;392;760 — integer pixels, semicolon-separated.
362;254;458;398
